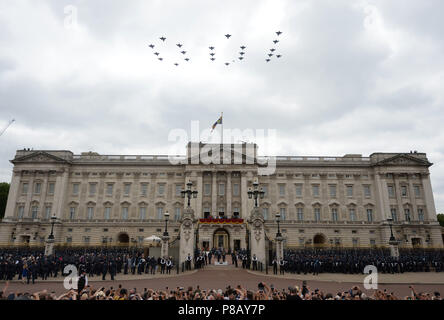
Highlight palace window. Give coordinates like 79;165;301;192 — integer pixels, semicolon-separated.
401;185;408;197
89;183;97;196
331;208;338;221
104;207;111;220
124;183;131;196
233;208;240;218
279;184;285;196
233;183;239;196
418;208;424;221
312;185;320;197
404;208;411;221
17;206;24;219
218;207;225;218
352;238;359;247
48;183;55;195
314;208;321;222
22;183;28;195
329;185;337;197
390;208;397;222
367;209;373;222
295;184;302;197
157;207;163;220
69;207;76;220
106;184;113;196
204;184;211;196
73;183;79;195
279;207;286;220
87;207;94;220
414;185;421;197
34;182;41;194
262;207;269;220
262;185;268;197
139;207;146;220
45;206;51;219
141;183;148;196
203;207;210;218
346;185;353;197
297;207;304;221
174;207;181;221
31;206;38;219
219;183;225;196
158;184;165;195
122;207;129;220
349;208;356;221
175;185;182;196
363;185;371;197
387;185;395;198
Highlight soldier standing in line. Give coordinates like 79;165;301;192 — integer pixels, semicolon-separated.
279;258;285;275
272;257;278;275
166;257;173;274
160;257;166;274
186;253;192;271
252;254;258;271
101;260;108;281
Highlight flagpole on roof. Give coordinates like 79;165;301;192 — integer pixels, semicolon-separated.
221;112;223;145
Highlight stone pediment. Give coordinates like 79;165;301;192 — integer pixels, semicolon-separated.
11;151;71;164
374;154;431;167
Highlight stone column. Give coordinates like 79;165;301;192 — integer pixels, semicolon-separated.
179;207;196;266
421;173;437;221
389;241;400;259
275;235;284;261
196;172;203;218
394;175;405;221
161;235;170;258
374;173;391;221
3;170;21;219
212;171;217;216
44;238;55;256
241;172;248;219
227;171;232;217
248;207;266;265
53;168;70;220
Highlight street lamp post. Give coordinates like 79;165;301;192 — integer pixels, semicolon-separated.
44;214;57;256
275;213;282;238
387;217;400;259
161;211;170;258
48;214;57;240
164;211;170;237
247;179;265;207
275;212;284;262
181;180;198;207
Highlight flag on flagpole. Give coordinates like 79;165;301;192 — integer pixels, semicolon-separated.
211;115;223;132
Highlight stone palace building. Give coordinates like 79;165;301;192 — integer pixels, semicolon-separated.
0;142;443;252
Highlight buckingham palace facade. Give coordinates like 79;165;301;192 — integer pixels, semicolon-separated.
0;142;443;249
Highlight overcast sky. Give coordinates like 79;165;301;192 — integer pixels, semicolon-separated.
0;0;443;214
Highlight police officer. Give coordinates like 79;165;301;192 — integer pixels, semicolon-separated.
166;257;173;274
252;254;258;271
272;258;278;275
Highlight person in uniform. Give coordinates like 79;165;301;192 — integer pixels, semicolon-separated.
272;258;278;275
279;258;285;275
186;253;192;271
166;257;173;274
252;254;258;271
101;260;108;280
160;257;166;274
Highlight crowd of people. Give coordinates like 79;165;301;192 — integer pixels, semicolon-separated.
0;280;441;300
1;247;443;284
0;247;179;284
280;248;444;275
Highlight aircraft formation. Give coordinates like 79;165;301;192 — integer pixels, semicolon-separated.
147;31;283;67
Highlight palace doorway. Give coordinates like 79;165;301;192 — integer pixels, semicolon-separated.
313;233;327;247
213;228;230;251
117;232;129;245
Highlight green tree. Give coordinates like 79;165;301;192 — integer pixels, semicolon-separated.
0;182;10;220
437;213;444;227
